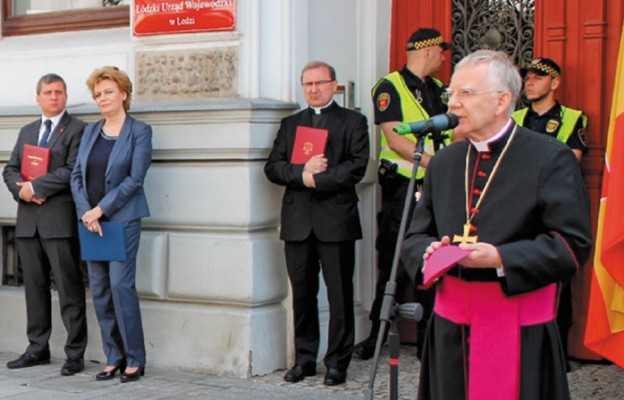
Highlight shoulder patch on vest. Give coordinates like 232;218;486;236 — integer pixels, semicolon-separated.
377;93;390;112
577;127;588;146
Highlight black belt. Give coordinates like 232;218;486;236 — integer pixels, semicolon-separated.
395;174;423;186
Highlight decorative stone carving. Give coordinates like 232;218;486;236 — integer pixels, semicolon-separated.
135;48;238;100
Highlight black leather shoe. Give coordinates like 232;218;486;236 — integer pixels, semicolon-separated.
323;367;347;386
96;363;126;381
61;358;84;376
353;335;377;360
120;366;145;383
6;352;50;369
283;363;316;383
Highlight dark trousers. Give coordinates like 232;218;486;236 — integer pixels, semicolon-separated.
370;178;433;354
16;235;87;360
88;221;145;367
284;233;355;371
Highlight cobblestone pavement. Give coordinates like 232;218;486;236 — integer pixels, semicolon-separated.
253;345;624;400
0;347;622;399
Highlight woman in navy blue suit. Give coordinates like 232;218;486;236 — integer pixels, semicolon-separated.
71;66;151;383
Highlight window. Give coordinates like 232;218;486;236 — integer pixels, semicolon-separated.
2;0;130;37
1;226;21;287
1;225;89;288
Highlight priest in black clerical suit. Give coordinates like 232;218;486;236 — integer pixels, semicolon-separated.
264;61;369;386
401;51;592;400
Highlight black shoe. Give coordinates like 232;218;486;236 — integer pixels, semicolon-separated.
60;358;84;376
283;363;316;383
120;366;145;383
353;335;377;360
96;363;126;381
323;367;347;386
6;352;50;369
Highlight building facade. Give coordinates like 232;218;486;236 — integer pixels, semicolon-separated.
3;0;620;376
0;0;390;377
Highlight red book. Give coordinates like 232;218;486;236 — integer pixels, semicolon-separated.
290;126;328;164
21;144;50;181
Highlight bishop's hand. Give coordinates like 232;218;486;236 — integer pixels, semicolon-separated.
457;242;502;269
423;235;451;261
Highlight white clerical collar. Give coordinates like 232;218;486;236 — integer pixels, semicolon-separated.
311;100;334;115
469;118;514;152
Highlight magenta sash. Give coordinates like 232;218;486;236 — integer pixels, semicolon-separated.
434;275;556;400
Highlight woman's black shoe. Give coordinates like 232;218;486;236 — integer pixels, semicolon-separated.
95;363;126;381
120;366;145;383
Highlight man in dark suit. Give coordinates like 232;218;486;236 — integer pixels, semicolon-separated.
264;61;369;386
3;73;87;376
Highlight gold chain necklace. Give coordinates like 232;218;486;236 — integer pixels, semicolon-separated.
452;125;518;244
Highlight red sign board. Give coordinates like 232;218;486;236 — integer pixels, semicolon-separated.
134;0;236;36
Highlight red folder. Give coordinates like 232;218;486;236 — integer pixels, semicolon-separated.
21;144;50;181
290;126;328;164
423;245;471;287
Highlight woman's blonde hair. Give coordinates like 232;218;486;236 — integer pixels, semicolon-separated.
86;66;133;112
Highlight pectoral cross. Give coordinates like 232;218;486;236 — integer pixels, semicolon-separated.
453;223;478;244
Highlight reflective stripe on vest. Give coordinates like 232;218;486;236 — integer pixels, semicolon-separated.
512;106;586;144
373;71;449;179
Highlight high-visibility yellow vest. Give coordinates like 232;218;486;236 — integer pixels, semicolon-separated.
373;71;450;179
512;105;587;144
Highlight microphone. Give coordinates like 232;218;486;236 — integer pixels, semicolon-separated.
393;113;459;135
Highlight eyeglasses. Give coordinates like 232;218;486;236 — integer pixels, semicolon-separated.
441;88;504;103
302;80;335;89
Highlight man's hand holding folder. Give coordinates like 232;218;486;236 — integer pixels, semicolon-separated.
422;236;471;287
290;126;328;164
423;245;472;287
16;181;46;204
15;144;51;205
292;126;330;189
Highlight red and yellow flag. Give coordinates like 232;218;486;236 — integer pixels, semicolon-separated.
584;23;624;368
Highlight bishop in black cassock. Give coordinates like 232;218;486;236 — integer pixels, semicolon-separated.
401;50;592;400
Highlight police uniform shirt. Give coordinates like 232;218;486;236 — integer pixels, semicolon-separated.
373;66;448;125
523;102;588;154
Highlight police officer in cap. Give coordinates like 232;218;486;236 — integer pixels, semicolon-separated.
513;57;588;370
354;28;452;360
513;57;588;161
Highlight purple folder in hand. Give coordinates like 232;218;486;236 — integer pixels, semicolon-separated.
423;245;471;287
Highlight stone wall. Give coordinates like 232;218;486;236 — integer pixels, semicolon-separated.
0;99;299;377
135;48;238;101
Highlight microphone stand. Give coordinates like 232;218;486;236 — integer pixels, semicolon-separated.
364;129;435;400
